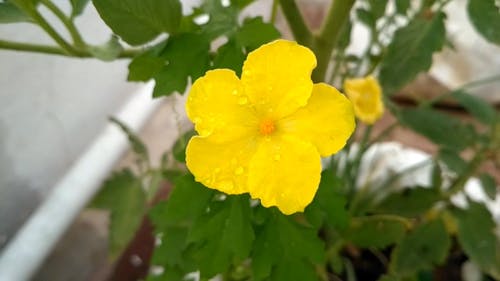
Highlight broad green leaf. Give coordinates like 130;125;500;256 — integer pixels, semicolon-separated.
87;35;123;61
172;130;195;163
0;2;31;23
306;170;350;230
109;116;148;162
271;258;320;281
479;173;497;201
213;39;246;75
395;0;411;15
452;202;500;279
399;107;475;151
438;148;467;174
193;0;238;40
390;219;451;275
127;41;167;82
344;215;407;248
150;226;190;268
92;0;182;45
252;213;324;281
467;0;500;45
70;0;90;17
379;12;446;95
374;187;441;217
235;16;280;51
452;90;496;124
90;169;146;258
153;34;210;97
188;195;254;278
149;174;213;229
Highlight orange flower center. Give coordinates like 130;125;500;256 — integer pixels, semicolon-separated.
259;119;276;135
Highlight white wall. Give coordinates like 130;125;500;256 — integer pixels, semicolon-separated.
0;2;141;248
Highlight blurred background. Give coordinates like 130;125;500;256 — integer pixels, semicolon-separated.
0;0;498;280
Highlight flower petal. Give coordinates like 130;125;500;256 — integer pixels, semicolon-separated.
241;40;316;119
280;83;355;156
344;76;384;124
186;136;257;195
247;135;321;215
186;69;257;143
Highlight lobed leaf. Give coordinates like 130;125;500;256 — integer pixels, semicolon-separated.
379;12;446;95
467;0;500;45
92;0;182;45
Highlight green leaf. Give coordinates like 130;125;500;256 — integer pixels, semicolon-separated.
172;130;195;163
70;0;90;17
90;169;146;258
374;187;441;217
399;107;475;151
127;41;167;82
356;8;375;28
438;148;467;174
370;0;387;19
109;116;149;162
452;202;500;279
149;174;213;229
193;0;238;40
87;35;123;61
479;173;497;201
271;258;320;281
467;0;500;45
306;170;350;230
452;90;496;124
252;213;324;281
390;219;451;275
344;215;407;248
379;12;446;95
188;195;254;278
213;39;246;75
153;34;210;97
395;0;411;15
92;0;182;45
235;16;280;51
0;1;31;23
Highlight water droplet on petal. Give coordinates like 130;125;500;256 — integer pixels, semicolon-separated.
234;167;244;175
215;168;221;173
231;89;238;95
220;181;234;191
274;154;281;161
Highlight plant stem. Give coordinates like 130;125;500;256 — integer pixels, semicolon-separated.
40;0;85;47
27;7;78;55
443;147;487;199
0;39;140;58
278;0;313;46
271;0;279;24
312;0;355;82
0;39;67;55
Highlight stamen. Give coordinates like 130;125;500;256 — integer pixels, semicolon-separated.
259;119;276;135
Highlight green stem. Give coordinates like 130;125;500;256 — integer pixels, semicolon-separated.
0;39;67;55
312;0;355;82
0;39;140;58
40;0;85;47
27;7;78;55
278;0;313;46
271;0;279;24
443;147;487;199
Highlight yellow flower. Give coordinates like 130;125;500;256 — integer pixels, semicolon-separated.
185;40;355;215
344;76;384;124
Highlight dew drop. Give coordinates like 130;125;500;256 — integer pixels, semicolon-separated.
231;89;238;95
234;167;244;175
274;154;281;161
215;168;221;173
220;181;234;190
